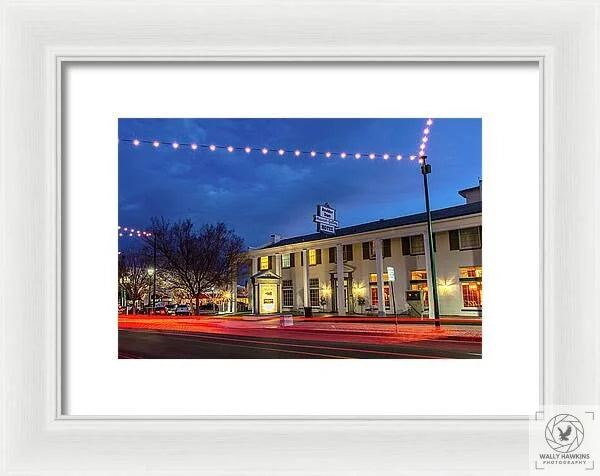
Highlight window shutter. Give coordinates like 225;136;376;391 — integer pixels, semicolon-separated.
290;253;295;267
383;239;391;258
345;244;353;261
268;255;273;270
316;249;322;264
300;252;303;266
401;237;411;255
362;242;370;259
329;247;336;263
479;226;482;244
449;230;460;250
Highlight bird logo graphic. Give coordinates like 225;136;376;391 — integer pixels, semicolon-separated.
557;425;571;441
545;414;584;453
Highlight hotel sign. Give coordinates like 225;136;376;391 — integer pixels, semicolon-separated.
313;203;339;234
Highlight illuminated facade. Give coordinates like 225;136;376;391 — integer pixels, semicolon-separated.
247;184;482;318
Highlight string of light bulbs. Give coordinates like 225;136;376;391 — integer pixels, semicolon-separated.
118;225;151;238
120;118;434;163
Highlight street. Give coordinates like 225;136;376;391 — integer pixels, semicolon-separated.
118;316;482;359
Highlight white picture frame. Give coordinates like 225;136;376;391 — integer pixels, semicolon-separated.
1;0;598;473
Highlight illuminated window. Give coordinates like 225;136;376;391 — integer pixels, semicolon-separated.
282;280;293;307
409;270;429;308
462;282;482;308
369;273;390;283
282;253;290;268
459;227;481;249
370;286;391;309
410;235;425;255
459;266;482;279
410;270;427;281
309;249;317;265
259;256;269;270
459;266;482;308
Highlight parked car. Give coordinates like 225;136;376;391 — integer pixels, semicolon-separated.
175;304;191;316
165;304;177;315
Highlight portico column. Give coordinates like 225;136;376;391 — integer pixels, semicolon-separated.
275;253;282;312
231;276;237;313
423;231;436;319
336;244;345;316
374;239;385;317
302;249;309;308
251;257;258;313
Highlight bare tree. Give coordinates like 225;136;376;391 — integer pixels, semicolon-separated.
146;218;245;315
118;250;152;314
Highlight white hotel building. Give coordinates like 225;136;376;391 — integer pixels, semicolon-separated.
246;183;482;318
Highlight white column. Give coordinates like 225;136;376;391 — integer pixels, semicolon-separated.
251;258;258;313
374;239;385;317
302;249;309;308
423;231;435;319
336;244;345;316
231;277;237;313
275;253;282;312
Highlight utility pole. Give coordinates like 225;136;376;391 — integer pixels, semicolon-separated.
420;155;441;327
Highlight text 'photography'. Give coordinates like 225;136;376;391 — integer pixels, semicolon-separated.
118;118;482;359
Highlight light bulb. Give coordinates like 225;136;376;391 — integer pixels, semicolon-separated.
396;155;402;160
278;149;285;155
325;152;331;158
426;119;433;126
191;143;198;150
354;153;361;159
262;148;268;154
383;153;389;160
172;142;179;149
310;151;316;157
369;153;375;160
209;144;216;151
132;139;140;146
294;150;301;156
152;141;160;148
423;128;430;134
245;147;252;153
340;152;347;158
227;145;234;152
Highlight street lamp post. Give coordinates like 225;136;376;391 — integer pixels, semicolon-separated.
147;267;155;312
152;233;157;314
420;155;441;328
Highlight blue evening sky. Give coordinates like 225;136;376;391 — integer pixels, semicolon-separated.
118;118;481;248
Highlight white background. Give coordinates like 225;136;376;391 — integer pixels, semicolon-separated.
64;63;539;416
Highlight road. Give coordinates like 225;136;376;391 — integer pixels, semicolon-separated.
118;328;481;359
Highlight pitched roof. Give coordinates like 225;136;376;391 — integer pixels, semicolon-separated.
260;201;481;249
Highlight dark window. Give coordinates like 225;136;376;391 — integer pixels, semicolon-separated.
409;235;425;255
282;279;293;307
343;244;353;262
290;253;295;267
449;227;482;251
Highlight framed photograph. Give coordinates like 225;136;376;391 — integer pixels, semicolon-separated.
1;1;598;474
